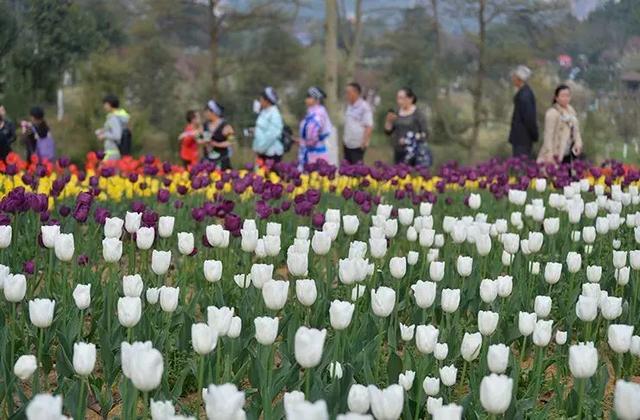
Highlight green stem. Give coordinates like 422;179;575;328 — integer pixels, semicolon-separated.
77;377;86;420
216;341;223;382
305;368;312;398
520;336;527;367
576;378;585;419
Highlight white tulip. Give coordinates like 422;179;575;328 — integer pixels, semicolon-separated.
576;295;598;322
14;355;37;380
191;323;218;355
296;279;317;307
158;216;175;238
125;212;142;234
73;342;97;376
254;317;278;345
544;262;562;285
262;280;289;311
343;215;359;235
203;260;223;283
614;380;640;420
478;311;499;336
122;274;143;297
389;256;406;279
496;275;513;297
104;217;124;238
72;284;91;310
367;384;403;420
487;343;509;374
534;295;552;318
117;297;141;328
460;332;482;361
371;287;395;317
555;330;568;345
416;325;439;354
159;286;179;313
329;300;355;330
41;225;60;248
434;342;448;361
441;288;460;313
151;250;171;275
608;324;634;353
399;323;415;341
569;342;598;378
311;231;331;255
616;266;631;286
29;298;55;328
439;364;457;387
532;319;553;347
294;326;326;368
479;279;497;304
398;370;415;391
479;374;513;415
102;237;123;262
411;280;436;309
54;233;74;262
136;227;155;250
177;232;194;255
207;306;235;337
348;384;370;414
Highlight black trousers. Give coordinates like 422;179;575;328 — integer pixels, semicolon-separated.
344;146;365;164
512;142;532;159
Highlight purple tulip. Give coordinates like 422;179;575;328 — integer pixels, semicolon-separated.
23;260;35;275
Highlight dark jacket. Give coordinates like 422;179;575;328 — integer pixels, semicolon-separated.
508;84;538;146
0;119;16;161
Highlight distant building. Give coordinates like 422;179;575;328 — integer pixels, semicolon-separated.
621;71;640;91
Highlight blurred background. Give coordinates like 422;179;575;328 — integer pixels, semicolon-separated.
0;0;639;166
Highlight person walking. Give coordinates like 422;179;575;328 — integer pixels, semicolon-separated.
0;104;16;162
97;94;130;161
21;106;55;162
508;65;538;158
252;87;284;168
178;110;201;167
343;82;373;164
384;87;431;167
537;84;583;165
297;87;332;169
202;99;234;171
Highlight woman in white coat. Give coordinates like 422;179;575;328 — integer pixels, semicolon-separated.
537;84;583;165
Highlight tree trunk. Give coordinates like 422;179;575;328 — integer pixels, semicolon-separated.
324;0;339;122
469;0;486;162
430;0;441;90
345;0;363;81
209;0;220;96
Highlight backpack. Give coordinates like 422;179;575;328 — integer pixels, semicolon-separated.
280;124;294;154
118;127;132;156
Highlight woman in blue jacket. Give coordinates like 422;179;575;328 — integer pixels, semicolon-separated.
252;87;284;168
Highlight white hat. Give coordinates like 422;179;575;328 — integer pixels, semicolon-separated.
513;65;532;82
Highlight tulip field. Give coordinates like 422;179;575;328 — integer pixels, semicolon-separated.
2;154;640;419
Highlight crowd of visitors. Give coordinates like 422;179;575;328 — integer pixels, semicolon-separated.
0;65;584;169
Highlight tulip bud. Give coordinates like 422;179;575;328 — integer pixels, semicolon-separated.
227;316;242;338
407;251;419;266
434;342;448;361
41;225;60;249
461;332;482;361
614;251;628;269
478;311;499;336
203;260;223;283
532;319;553;347
207;306;235;337
102;237;123;262
487;343;509;374
348;384;370;414
4;273;27;302
569;342;598;378
14;355;37;380
26;393;65;419
54;233;74;262
576;295;598;322
555;330;567;345
455;255;472;277
125;343;164;391
254;316;278;345
159;286;179;313
329;300;355;330
117;297;142;328
151;250;171;275
614;380;640;420
202;383;246;420
423;376;440;396
534;295;552;318
429;261;445;282
496;275;513;297
311;231;331;255
287;249;308;277
125;212;142;234
398;370;415;391
177;232;195;255
501;251;513;266
250;263;273;288
329;361;344;379
343;215;359;235
411;280;436;309
73;342;96;376
150;399;175;419
426;397;443;416
368;385;403;420
70;283;90;310
29;298;55;328
122;274;143;297
416;325;439;354
601;296;623;320
371;287;395;317
262;280;289;311
158;216;175;238
191;323;218;355
616;266;631;286
400;323;415;341
479;374;513;415
479;279;498;304
441;288;460;313
104;217;124;239
294;326;326;368
439;364;457;387
146;287;159;304
296;279;317;307
608;324;634;354
136;227;155;250
389;256;406;279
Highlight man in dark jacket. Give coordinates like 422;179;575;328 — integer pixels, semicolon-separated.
0;104;16;162
508;65;538;158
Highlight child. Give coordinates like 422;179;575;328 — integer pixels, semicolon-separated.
22;106;55;162
178;110;201;167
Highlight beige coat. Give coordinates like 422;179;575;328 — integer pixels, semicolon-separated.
537;104;583;164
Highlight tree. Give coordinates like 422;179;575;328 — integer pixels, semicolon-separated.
324;0;339;121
